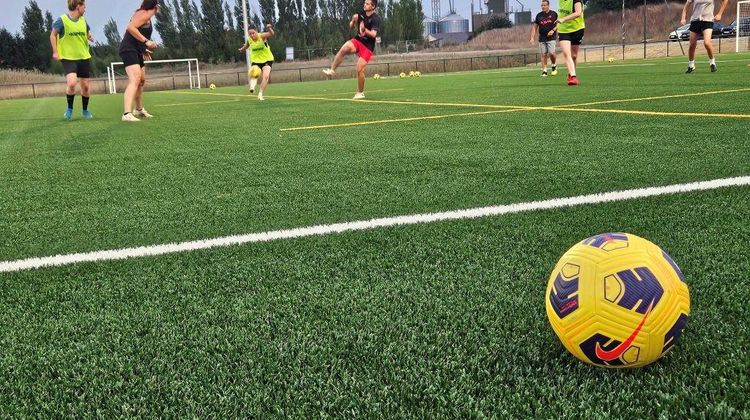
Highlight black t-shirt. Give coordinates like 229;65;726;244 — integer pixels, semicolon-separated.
355;11;381;52
534;10;558;42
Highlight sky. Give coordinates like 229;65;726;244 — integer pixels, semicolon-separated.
1;0;542;42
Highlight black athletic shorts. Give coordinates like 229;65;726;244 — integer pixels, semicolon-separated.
252;61;273;68
558;29;585;45
61;59;92;78
689;20;713;34
120;50;145;68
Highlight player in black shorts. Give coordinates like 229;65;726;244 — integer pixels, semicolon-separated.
681;0;728;73
119;0;160;122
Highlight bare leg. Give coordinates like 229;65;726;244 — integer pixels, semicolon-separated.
542;52;548;69
688;31;698;61
356;57;367;93
123;64;141;113
550;52;557;65
65;73;77;96
703;29;714;58
259;65;271;95
330;41;356;71
80;78;90;97
571;45;580;66
560;40;576;76
135;66;146;110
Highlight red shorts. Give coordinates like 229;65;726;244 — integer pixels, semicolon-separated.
350;38;373;62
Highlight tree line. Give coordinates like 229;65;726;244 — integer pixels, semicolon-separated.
0;0;425;76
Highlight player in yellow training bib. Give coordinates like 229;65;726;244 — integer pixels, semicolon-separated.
555;0;585;85
49;0;95;120
238;23;275;101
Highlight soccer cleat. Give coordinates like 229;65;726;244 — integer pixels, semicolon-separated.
685;66;695;74
322;68;335;76
710;63;717;72
64;108;73;120
82;110;93;119
353;92;366;99
541;71;548;77
121;113;140;122
551;68;558;76
567;75;579;86
133;108;153;118
258;94;265;101
249;88;255;94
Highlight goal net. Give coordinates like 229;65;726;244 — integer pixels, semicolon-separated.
106;58;201;94
737;0;750;52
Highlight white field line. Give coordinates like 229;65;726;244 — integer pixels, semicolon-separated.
1;176;748;274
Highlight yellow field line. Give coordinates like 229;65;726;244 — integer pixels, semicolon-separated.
270;94;534;109
280;108;527;131
545;106;750;119
560;87;750;108
156;98;242;107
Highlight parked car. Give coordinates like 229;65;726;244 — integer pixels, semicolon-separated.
722;18;750;37
679;22;724;40
669;24;690;41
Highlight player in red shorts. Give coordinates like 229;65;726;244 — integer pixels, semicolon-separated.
322;0;380;99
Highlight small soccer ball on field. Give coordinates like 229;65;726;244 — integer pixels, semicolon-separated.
414;71;422;77
607;57;615;63
408;71;415;77
209;83;216;90
373;73;381;80
546;232;690;368
399;72;406;78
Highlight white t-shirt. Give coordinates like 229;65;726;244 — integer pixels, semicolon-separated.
687;0;714;22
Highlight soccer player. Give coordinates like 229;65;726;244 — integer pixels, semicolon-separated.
530;0;558;77
322;0;381;99
49;0;95;120
238;23;275;101
555;0;584;85
119;0;159;122
681;0;728;73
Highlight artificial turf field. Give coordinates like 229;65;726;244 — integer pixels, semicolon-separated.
1;54;749;416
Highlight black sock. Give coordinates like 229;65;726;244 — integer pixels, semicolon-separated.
82;96;89;111
66;94;74;109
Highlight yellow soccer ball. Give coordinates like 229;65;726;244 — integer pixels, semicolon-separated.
408;71;415;77
249;65;262;78
608;57;615;63
415;71;422;77
209;83;216;90
373;73;381;80
546;232;690;368
399;72;406;78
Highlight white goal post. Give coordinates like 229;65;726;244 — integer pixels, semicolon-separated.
106;58;201;94
737;0;750;53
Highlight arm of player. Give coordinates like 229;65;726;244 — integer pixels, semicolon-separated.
262;23;274;40
557;2;582;24
530;23;537;44
714;0;728;21
49;28;60;61
350;14;359;29
681;0;691;25
127;11;157;49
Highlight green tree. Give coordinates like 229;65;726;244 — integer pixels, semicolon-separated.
21;0;50;70
200;0;228;62
0;28;22;68
104;17;120;48
155;1;180;54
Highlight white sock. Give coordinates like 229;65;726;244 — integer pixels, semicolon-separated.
709;58;716;65
688;60;695;68
543;67;548;72
250;78;258;90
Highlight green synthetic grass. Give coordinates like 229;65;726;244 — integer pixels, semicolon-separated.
1;54;749;416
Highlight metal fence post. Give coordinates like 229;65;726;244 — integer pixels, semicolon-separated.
497;56;500;68
387;62;390;76
173;75;176;90
602;46;605;60
584;48;587;62
299;68;302;82
31;84;36;98
443;59;446;73
470;57;473;70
